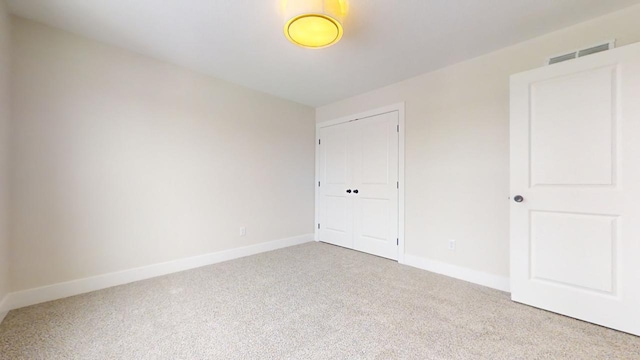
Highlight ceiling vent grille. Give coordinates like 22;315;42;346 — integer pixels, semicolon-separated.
547;40;615;65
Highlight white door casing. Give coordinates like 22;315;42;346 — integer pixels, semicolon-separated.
510;42;640;335
317;108;402;261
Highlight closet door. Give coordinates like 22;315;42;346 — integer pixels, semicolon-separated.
318;111;399;261
318;122;354;249
352;112;399;260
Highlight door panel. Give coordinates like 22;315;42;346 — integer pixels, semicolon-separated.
361;119;391;184
530;211;615;293
530;66;616;186
324;196;349;233
352;112;399;260
319;124;353;249
324;130;350;185
510;42;640;335
360;198;389;240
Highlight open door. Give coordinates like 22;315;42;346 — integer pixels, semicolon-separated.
510;42;640;335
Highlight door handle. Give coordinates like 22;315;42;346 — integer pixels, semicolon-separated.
346;189;352;194
514;195;524;203
353;189;359;194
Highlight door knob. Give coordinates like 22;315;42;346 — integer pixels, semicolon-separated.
346;189;352;193
353;189;359;194
514;195;524;203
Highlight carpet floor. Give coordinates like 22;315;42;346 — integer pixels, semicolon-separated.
0;242;638;359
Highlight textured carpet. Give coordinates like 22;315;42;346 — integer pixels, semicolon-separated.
0;242;638;359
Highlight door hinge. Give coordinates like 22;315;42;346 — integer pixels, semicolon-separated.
397;181;399;189
318;223;320;229
318;139;321;145
397;124;399;132
318;181;321;187
397;238;399;246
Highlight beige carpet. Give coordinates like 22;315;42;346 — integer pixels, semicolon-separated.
0;242;638;359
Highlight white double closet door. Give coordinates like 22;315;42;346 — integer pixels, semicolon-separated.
318;111;399;260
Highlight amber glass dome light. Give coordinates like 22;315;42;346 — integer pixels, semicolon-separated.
282;0;347;49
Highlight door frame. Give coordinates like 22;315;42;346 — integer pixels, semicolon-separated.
315;102;406;263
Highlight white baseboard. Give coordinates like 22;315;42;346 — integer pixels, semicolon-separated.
0;295;8;324
1;234;313;313
401;254;510;292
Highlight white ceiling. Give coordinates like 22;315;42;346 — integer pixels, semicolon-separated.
6;0;640;106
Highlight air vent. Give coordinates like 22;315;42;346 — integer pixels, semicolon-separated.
546;40;615;65
578;43;611;57
549;52;577;65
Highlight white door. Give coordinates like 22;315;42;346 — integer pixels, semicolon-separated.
318;122;353;249
352;113;399;259
319;111;399;260
510;42;640;336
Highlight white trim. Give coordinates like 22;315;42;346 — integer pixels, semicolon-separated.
315;103;406;262
0;295;8;324
314;130;321;242
402;254;511;292
397;104;406;264
0;234;313;312
316;103;406;129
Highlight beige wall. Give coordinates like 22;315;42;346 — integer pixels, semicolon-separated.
9;17;315;291
316;5;640;278
0;1;10;301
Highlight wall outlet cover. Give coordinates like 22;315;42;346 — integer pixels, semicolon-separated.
448;239;456;251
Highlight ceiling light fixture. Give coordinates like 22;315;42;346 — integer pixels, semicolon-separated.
283;0;347;49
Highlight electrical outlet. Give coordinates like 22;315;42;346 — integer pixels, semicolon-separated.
448;239;456;251
240;227;247;237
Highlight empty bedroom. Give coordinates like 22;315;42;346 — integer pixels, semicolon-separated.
0;0;639;359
